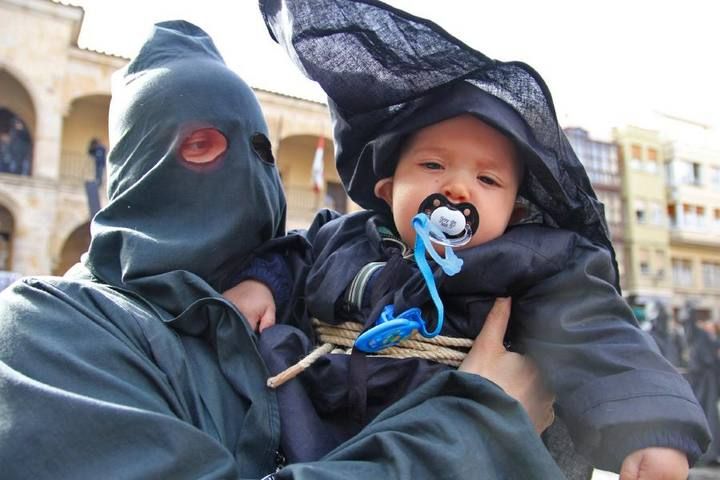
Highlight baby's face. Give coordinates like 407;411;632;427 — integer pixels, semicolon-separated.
375;115;521;250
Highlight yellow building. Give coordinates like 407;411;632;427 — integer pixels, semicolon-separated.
663;119;720;321
614;126;672;308
615;121;720;322
0;0;345;281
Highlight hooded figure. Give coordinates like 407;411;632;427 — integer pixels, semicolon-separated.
0;20;567;479
683;303;720;465
254;0;711;476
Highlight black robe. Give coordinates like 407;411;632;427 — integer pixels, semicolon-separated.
257;0;711;474
687;324;720;465
260;211;709;474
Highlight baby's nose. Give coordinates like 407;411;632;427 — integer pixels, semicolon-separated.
443;179;470;202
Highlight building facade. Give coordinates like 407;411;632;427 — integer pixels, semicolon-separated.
613;125;673;309
0;0;344;280
662;120;720;321
615;121;720;322
565;127;627;290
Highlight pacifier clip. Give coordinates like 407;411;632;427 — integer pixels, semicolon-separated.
354;206;467;352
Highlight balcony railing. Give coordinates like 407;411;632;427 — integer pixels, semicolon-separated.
60;151;95;183
284;184;336;228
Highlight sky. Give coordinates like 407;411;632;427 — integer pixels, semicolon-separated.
66;0;720;142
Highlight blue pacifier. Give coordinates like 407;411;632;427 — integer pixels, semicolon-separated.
355;194;473;353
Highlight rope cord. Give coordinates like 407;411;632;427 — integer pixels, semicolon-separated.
266;319;473;388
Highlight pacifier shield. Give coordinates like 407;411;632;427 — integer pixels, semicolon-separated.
418;193;479;240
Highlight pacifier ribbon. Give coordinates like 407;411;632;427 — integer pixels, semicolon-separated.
354;206;466;353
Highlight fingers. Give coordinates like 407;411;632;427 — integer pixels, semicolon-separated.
473;297;511;353
258;306;276;333
540;404;556;433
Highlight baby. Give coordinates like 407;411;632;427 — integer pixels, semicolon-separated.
223;1;710;478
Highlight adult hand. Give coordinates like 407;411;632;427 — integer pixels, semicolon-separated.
459;297;555;433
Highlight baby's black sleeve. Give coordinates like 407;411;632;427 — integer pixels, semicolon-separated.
513;237;710;471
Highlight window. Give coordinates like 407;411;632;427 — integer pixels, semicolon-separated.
692;162;702;185
672;259;693;287
650;201;664;226
647;148;658;162
654;250;666;280
644;148;657;174
635;200;646;224
630;144;643;170
683;204;696;228
644;159;658;174
675;160;698;185
703;262;720;289
639;249;650;276
711;166;720;190
697;206;706;228
667;204;677;227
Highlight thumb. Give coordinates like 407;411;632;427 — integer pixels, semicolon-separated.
258;305;276;333
474;297;512;353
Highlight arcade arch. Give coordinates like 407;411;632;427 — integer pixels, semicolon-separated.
60;94;110;183
276;134;344;228
0;68;36;176
52;221;90;276
0;203;14;271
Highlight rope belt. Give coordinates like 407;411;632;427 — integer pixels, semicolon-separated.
266;319;474;388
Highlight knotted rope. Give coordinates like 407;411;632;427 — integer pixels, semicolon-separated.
266;319;473;388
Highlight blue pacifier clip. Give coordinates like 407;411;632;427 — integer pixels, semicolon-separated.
354;213;463;353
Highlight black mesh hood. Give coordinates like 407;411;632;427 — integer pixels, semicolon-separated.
260;0;617;286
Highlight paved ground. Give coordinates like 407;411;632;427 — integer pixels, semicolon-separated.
592;467;720;479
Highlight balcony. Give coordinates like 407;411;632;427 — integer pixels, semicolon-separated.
670;222;720;246
284;184;334;229
60;151;95;184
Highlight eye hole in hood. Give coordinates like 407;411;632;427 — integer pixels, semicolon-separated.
179;128;228;168
251;133;275;165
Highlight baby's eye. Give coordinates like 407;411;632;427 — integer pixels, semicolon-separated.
478;175;498;186
420;161;443;170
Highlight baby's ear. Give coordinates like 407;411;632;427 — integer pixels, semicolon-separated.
374;177;394;206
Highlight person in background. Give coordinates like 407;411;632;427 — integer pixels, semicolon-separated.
684;302;720;466
87;137;107;183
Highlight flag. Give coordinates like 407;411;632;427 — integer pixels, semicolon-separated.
311;136;325;194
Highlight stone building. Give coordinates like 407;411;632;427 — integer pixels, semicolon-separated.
0;0;344;281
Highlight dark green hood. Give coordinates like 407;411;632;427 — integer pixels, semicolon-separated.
84;21;285;312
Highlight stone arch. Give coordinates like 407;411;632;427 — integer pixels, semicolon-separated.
0;67;36;177
60;94;111;183
52;221;90;276
276;133;346;228
0;64;38;135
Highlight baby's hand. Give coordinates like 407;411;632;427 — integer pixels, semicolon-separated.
619;447;688;480
222;280;276;332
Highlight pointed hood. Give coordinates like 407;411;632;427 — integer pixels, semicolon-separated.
260;0;617;285
84;21;286;312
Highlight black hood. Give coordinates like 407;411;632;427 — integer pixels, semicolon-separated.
260;0;617;285
83;21;286;312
